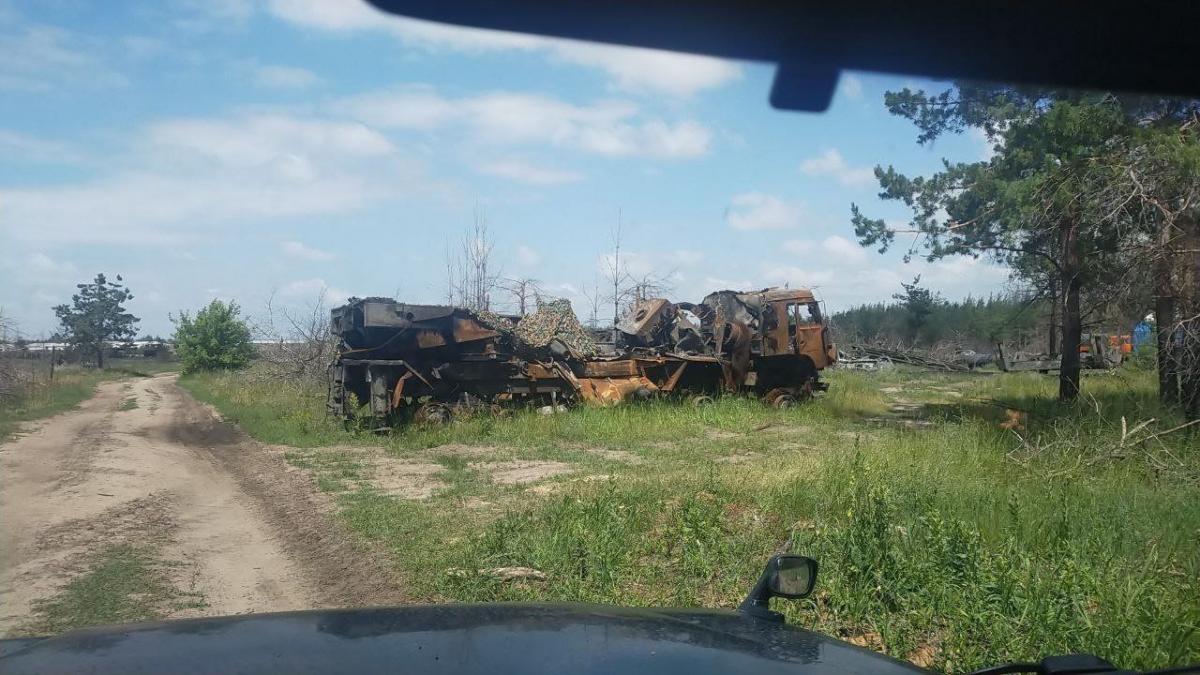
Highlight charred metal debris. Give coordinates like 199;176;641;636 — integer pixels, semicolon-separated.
327;289;838;426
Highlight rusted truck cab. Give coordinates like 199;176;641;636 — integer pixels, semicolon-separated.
757;288;837;368
700;288;836;405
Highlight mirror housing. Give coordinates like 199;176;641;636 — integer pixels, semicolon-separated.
739;554;818;622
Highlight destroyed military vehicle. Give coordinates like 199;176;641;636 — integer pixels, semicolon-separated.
327;287;836;426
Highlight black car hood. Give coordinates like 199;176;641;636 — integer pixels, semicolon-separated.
0;602;924;674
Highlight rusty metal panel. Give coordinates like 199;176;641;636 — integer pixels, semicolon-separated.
761;288;816;303
576;376;659;405
452;317;500;343
362;300;455;328
617;298;672;344
582;359;640;378
416;330;447;349
526;363;558;379
762;300;792;356
797;325;828;367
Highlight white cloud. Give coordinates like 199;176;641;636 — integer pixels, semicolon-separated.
726;193;806;231
703;277;754;292
0;24;127;91
548;42;741;97
597;248;705;280
799;149;876;187
839;74;863;100
0;130;89;165
25;252;77;276
666;249;704;266
279;277;352;305
820;235;868;263
477;158;584;185
254;64;321;89
1;113;426;245
970;127;999;161
515;245;541;267
266;0;740;96
146;114;394;168
281;240;334;261
918;256;1011;290
338;89;711;159
746;254;1013;314
782;239;812;254
762;265;836;289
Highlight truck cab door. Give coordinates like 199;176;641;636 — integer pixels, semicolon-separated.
762;300;792;356
794;302;832;368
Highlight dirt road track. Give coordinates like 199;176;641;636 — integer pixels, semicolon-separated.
0;373;405;636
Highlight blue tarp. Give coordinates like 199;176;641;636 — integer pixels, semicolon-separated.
1133;321;1152;348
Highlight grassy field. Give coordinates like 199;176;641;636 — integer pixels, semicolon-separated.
181;365;1200;672
0;358;178;440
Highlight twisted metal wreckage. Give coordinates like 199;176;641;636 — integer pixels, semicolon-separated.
327;288;837;426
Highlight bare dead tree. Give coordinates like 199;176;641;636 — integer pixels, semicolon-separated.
253;290;337;383
444;242;459;306
582;278;604;329
603;212;629;341
625;271;676;307
498;277;543;316
464;209;497;311
444;208;499;311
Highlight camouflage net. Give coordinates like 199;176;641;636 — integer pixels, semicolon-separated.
471;299;596;357
514;298;597;356
473;309;515;332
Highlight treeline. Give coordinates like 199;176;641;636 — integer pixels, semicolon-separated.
832;292;1048;352
847;82;1198;412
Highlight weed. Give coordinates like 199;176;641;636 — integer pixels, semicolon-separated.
26;544;200;635
185;365;1200;670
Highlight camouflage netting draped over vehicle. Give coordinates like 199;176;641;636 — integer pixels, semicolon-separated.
515;299;597;356
472;310;515;333
472;299;597;357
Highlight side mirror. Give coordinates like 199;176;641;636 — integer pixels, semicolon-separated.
769;555;817;598
739;554;818;621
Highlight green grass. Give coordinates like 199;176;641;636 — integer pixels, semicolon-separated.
27;544;203;635
1;369;115;441
184;364;1200;672
0;360;178;441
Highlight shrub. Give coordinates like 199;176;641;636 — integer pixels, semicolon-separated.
173;300;254;374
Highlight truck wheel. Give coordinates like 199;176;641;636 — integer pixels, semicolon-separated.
414;402;452;425
762;388;795;409
689;394;714;407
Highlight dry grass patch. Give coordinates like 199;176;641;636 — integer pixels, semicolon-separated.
474;460;574;485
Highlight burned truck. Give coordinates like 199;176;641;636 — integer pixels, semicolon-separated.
327;299;584;424
615;287;838;407
328;288;836;425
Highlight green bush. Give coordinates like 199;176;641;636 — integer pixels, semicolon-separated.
172;300;254;374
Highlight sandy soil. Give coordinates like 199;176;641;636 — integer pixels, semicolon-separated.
0;374;404;637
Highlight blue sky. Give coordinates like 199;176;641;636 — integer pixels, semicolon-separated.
0;0;1011;338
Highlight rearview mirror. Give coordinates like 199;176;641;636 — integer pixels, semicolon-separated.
739;554;819;621
769;555;817;598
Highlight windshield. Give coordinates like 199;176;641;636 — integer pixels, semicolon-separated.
0;2;1196;673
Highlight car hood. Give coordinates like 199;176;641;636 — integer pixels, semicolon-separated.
0;603;925;674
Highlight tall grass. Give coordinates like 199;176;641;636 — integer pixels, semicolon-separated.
185;364;1200;671
0;358;179;441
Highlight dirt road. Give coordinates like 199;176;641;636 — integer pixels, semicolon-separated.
0;373;404;636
